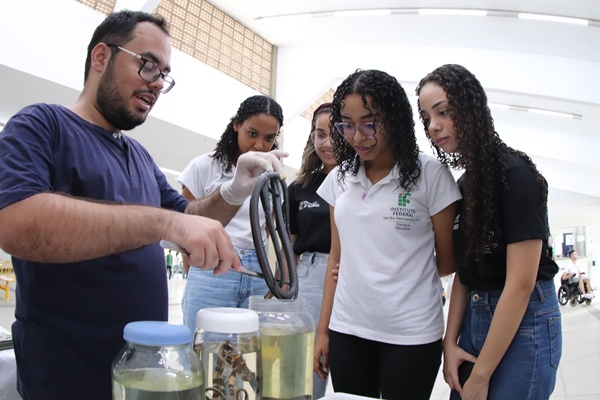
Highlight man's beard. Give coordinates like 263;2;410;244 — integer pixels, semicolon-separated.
96;63;148;131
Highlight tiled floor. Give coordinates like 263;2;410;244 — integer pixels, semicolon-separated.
1;277;599;399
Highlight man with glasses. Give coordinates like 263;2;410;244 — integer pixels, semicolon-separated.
0;10;285;400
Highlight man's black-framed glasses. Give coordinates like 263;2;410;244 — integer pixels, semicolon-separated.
334;122;383;140
106;44;175;94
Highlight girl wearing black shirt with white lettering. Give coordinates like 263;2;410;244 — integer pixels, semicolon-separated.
287;103;335;400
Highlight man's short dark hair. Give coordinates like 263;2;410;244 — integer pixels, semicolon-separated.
84;10;169;83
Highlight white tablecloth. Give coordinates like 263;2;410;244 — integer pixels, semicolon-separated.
319;393;376;400
0;326;21;400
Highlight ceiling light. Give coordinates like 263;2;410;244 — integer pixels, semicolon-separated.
419;9;487;17
526;108;581;119
254;8;596;27
332;9;391;18
255;13;311;21
489;103;581;119
488;103;511;111
518;13;588;26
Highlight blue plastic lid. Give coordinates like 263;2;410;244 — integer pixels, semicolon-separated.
123;321;192;346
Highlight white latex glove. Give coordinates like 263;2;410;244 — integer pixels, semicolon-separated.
220;149;289;205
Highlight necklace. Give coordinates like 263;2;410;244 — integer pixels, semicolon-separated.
361;180;373;201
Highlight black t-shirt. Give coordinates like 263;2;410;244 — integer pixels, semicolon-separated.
454;154;558;290
287;173;331;254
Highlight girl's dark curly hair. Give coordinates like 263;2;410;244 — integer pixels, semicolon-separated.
212;95;283;175
415;64;547;262
295;103;332;188
331;69;420;191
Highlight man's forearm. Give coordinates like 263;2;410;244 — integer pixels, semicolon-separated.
0;193;174;263
185;186;241;226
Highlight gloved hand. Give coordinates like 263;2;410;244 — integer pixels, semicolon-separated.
220;149;289;205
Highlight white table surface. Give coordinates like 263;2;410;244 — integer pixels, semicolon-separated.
0;326;21;400
319;393;377;400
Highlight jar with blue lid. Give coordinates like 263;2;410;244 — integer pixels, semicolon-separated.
112;321;205;400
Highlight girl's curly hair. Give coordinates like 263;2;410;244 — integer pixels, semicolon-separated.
212;95;283;175
330;69;421;191
416;64;547;262
295;103;332;188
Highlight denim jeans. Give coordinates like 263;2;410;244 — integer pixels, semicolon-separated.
297;251;329;400
450;279;562;400
181;248;269;334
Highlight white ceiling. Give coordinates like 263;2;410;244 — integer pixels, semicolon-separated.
207;0;600;197
208;0;600;50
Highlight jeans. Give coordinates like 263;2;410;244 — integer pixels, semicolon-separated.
297;251;329;400
450;279;562;400
181;248;269;334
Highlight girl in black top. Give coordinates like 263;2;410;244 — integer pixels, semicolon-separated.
287;102;335;399
417;64;561;400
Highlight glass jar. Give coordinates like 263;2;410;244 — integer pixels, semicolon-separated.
194;307;262;400
249;296;315;400
112;321;205;400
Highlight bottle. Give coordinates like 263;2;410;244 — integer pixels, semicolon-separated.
249;296;314;400
194;307;262;400
112;321;205;400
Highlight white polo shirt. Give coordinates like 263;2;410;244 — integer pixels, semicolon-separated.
178;152;266;249
565;261;582;275
317;153;461;345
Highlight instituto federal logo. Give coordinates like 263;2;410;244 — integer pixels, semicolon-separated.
397;192;411;207
387;192;417;226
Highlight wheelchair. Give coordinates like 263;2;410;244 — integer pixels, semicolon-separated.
557;273;593;306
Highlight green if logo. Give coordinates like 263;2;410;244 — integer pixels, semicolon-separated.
398;193;411;207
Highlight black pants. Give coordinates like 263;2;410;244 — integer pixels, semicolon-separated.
329;330;442;400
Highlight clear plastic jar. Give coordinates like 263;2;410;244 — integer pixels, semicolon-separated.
112;321;205;400
249;296;315;400
194;308;261;400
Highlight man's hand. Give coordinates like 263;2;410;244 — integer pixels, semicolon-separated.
164;213;240;275
220;150;288;205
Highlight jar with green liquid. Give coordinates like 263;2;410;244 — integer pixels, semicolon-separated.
112;321;205;400
249;296;315;400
